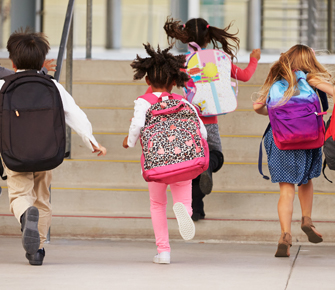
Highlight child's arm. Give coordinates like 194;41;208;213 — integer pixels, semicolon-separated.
126;98;151;148
253;101;268;115
231;49;261;82
91;142;107;156
308;78;335;101
42;59;56;72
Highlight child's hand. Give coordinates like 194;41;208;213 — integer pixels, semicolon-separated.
250;49;261;61
123;136;129;148
91;142;107;156
43;59;57;72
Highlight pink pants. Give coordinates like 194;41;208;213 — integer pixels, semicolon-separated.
148;180;193;253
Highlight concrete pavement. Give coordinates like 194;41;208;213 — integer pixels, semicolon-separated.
0;237;334;290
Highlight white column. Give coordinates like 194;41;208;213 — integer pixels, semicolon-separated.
246;0;261;50
188;0;200;19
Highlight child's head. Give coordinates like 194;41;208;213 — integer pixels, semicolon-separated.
130;43;189;91
258;44;333;104
7;28;50;70
164;17;240;60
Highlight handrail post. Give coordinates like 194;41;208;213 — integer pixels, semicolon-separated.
54;0;75;82
65;18;73;158
328;0;333;53
47;0;75;243
86;0;92;59
307;0;317;48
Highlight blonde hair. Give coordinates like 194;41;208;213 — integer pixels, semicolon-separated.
256;44;334;106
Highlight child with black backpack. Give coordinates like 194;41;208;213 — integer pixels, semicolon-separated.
164;17;261;221
123;43;207;264
253;44;335;257
1;29;106;266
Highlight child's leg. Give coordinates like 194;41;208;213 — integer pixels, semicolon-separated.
33;171;52;249
298;179;313;217
298;179;322;238
6;168;36;223
278;182;295;234
170;180;192;215
171;180;195;241
148;181;170;253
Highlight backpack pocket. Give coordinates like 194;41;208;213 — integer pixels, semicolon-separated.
271;103;319;144
10;108;58;160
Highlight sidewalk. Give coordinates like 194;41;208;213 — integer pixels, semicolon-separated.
0;237;334;290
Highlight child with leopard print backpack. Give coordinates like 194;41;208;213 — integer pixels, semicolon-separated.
123;43;208;264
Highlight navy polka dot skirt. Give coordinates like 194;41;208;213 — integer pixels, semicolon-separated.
264;127;322;185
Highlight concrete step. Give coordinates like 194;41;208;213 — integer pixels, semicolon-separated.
2;211;334;243
82;108;268;135
71;132;262;162
70;83;260;108
29;160;335;193
1;187;334;221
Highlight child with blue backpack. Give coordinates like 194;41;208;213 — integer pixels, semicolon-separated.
164;17;261;221
123;43;208;264
253;44;335;257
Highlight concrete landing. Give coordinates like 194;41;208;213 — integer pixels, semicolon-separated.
0;237;334;290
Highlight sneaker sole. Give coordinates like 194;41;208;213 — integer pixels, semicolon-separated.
173;202;195;241
199;171;212;195
153;258;170;264
22;206;40;255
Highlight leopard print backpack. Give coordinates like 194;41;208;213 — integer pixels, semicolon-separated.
139;92;209;183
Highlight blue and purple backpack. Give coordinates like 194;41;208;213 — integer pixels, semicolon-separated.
258;71;328;181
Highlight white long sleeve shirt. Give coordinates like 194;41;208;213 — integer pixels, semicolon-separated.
0;72;98;151
127;92;207;147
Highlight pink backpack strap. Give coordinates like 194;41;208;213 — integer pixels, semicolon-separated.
137;92;183;104
137;93;158;105
188;42;201;52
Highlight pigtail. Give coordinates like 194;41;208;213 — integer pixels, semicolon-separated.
208;22;240;60
164;17;189;45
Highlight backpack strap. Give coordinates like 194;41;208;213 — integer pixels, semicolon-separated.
188;42;201;52
322;159;332;183
137;92;183;105
316;89;328;112
258;123;271;181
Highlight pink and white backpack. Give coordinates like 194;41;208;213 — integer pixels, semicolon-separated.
139;92;209;184
184;42;238;117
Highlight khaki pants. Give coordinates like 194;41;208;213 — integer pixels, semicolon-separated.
4;164;52;249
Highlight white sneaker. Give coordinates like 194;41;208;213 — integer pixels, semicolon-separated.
173;202;195;241
153;251;170;264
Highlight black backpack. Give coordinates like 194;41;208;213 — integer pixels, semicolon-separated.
0;71;66;172
323;113;335;183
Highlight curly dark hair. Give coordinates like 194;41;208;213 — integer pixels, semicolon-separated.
164;17;240;61
130;43;189;89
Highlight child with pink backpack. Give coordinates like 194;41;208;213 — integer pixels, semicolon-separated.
164;17;261;221
123;44;208;264
254;44;335;257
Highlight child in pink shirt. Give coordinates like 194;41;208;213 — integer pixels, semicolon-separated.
164;17;261;220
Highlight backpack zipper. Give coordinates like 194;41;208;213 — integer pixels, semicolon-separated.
15;110;19;117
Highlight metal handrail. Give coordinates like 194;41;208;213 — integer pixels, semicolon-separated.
54;0;75;82
47;0;75;243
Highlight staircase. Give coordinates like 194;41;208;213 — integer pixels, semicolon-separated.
1;59;335;243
